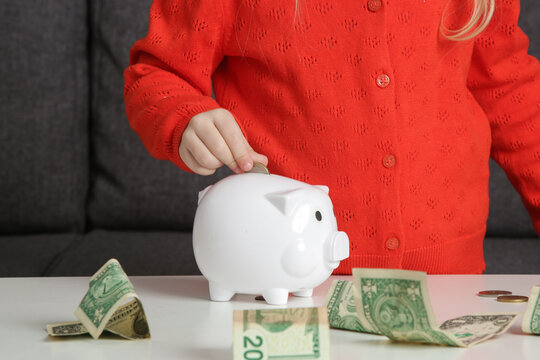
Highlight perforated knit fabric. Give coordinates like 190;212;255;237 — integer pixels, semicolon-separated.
124;0;540;274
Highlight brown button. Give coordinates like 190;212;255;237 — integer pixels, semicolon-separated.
383;154;396;168
368;0;382;12
376;74;390;88
385;237;400;250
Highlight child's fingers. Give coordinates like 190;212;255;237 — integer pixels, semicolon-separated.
180;130;222;175
179;146;217;176
182;108;268;174
250;151;269;167
197;122;243;173
245;141;268;167
214;113;255;172
188;112;240;173
187;133;226;170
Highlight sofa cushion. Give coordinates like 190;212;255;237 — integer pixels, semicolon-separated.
487;161;537;237
87;0;226;231
0;230;200;277
0;1;88;233
1;232;537;276
0;233;77;276
483;237;540;274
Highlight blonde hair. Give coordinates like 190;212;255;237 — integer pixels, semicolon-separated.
441;0;495;41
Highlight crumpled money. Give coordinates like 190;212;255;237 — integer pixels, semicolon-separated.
47;258;150;340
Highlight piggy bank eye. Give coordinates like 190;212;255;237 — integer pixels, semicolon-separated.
315;211;322;221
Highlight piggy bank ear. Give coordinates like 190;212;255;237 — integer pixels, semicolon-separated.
197;185;213;205
315;185;329;194
265;188;306;216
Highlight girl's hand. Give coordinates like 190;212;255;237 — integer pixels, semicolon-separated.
179;108;268;175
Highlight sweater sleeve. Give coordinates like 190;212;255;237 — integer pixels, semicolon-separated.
467;0;540;235
124;0;226;171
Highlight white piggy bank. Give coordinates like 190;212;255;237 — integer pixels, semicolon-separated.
192;172;349;305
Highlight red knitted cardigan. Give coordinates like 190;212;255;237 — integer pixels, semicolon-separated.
124;0;540;274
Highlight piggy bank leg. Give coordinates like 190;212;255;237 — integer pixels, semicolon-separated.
292;289;313;297
262;288;289;305
208;282;235;301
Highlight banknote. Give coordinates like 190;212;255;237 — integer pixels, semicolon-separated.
48;258;150;340
233;307;330;360
352;268;518;347
324;279;381;334
47;321;87;336
522;285;540;334
439;314;518;346
47;298;150;339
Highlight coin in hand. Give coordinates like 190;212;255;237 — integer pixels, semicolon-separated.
247;162;270;175
496;295;529;303
477;290;512;297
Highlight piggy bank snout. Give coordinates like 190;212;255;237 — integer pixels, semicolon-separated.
325;231;350;269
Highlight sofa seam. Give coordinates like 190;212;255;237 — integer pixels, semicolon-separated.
83;0;104;233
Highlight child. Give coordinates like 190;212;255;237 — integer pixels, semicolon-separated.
124;0;540;274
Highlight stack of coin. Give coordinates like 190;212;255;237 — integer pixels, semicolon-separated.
477;290;528;303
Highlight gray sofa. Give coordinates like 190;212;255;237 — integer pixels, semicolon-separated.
1;0;539;277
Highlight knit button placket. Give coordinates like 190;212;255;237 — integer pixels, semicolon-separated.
383;154;396;168
367;0;382;12
376;74;390;88
385;237;400;250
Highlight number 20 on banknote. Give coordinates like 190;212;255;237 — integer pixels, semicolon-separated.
233;308;330;360
239;329;268;360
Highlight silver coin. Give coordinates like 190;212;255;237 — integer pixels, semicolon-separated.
248;162;270;175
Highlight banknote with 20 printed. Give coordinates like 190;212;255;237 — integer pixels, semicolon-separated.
233;307;330;360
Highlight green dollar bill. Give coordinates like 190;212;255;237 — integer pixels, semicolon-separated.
233;307;330;360
439;314;518;346
48;298;150;339
104;298;150;339
352;268;518;347
522;285;540;334
72;258;150;339
324;280;381;334
46;321;88;336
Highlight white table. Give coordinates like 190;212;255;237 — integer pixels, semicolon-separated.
1;275;539;359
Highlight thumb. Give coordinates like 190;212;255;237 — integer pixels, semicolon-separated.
250;151;268;167
245;142;268;167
